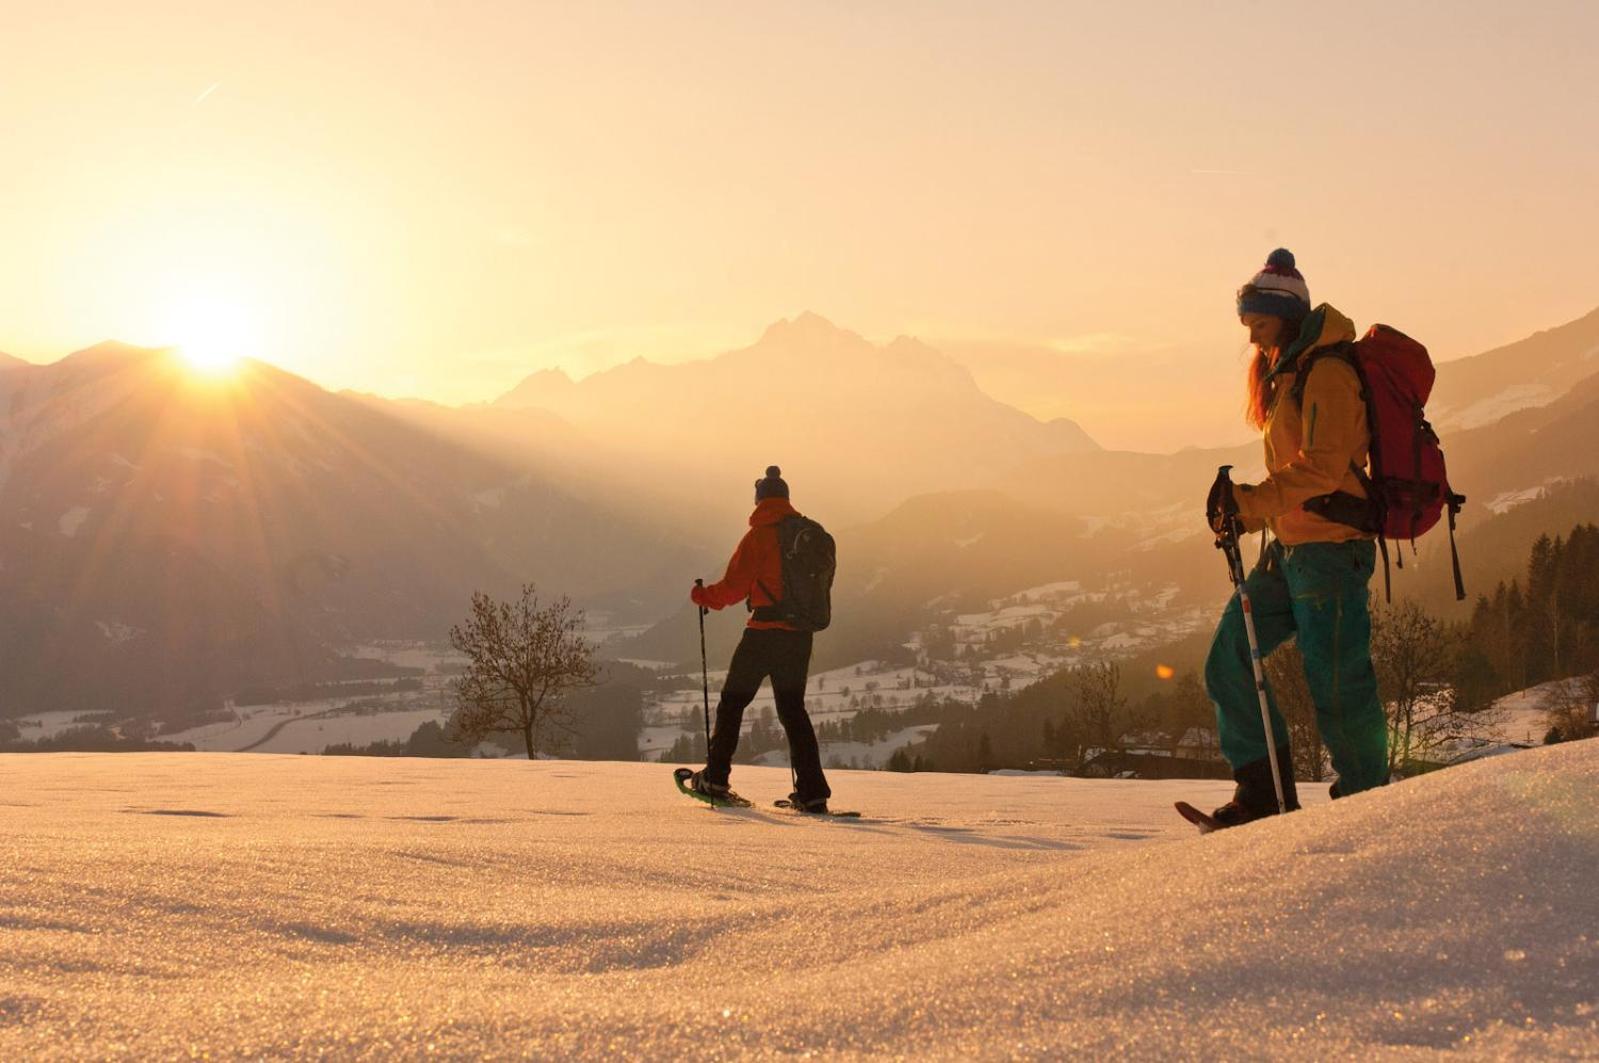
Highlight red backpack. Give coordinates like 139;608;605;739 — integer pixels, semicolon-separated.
1294;325;1467;601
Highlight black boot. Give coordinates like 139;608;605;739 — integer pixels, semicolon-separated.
786;792;829;815
1210;747;1300;828
689;770;732;801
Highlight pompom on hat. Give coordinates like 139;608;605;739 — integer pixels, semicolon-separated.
1237;248;1311;323
754;465;789;502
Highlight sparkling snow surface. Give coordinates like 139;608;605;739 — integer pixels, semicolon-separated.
2;746;1596;1058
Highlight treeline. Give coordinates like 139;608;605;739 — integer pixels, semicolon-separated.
887;665;1199;776
325;720;468;758
0;720;196;753
1457;524;1599;706
816;704;942;744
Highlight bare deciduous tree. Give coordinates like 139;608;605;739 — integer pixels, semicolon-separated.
1545;671;1599;742
1372;600;1498;773
1168;670;1217;761
1072;660;1127;756
448;585;599;760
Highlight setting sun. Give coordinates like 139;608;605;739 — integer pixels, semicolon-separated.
4;5;1599;1056
178;345;242;375
159;291;260;375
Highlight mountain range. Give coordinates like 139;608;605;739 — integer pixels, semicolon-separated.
1429;305;1599;432
0;346;694;715
490;312;1099;526
3;304;1597;716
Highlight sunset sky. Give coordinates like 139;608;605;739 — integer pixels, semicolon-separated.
3;1;1596;447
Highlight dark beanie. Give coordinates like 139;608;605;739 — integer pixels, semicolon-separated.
1237;248;1311;324
754;465;789;501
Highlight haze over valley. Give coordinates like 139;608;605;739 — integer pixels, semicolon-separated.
5;303;1599;759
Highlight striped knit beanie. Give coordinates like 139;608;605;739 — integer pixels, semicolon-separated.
1237;248;1311;323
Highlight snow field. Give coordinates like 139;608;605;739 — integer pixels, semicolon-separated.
155;697;448;754
1492;679;1590;745
244;709;450;755
1;744;1595;1058
7;712;101;742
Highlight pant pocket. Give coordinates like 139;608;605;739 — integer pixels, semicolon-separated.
1283;547;1338;606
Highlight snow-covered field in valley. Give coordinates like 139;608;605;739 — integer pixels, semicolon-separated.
2;744;1596;1058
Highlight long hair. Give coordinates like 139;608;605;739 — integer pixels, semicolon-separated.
1245;316;1302;430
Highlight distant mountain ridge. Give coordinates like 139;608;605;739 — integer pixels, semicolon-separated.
9;300;1599;718
421;304;1599;669
1430;304;1599;431
0;345;697;715
491;312;1099;524
497;366;579;409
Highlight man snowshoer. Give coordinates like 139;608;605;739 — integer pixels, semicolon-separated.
686;467;832;812
1201;249;1388;828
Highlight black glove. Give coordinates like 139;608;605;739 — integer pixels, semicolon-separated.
1206;474;1241;536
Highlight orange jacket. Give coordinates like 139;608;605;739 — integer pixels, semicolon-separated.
696;497;799;631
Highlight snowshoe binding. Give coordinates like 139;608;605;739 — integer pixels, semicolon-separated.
673;768;751;808
1177;750;1300;833
774;794;860;818
1174;800;1267;833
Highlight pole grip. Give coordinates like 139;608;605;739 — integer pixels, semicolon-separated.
1211;465;1245;584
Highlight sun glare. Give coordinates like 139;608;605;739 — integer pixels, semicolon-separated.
158;291;260;376
181;345;242;375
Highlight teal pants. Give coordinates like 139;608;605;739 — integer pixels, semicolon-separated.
1203;539;1388;795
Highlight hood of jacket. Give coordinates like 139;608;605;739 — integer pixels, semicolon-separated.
1267;303;1358;384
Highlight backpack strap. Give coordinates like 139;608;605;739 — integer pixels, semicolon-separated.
1287;340;1359;407
1447;492;1467;602
1300;481;1391;603
750;578;785;622
1350;460;1394;600
749;518;796;621
1375;533;1392;605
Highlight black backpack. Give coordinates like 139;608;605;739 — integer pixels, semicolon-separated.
752;515;836;632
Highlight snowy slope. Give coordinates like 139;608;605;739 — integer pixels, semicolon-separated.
2;745;1595;1057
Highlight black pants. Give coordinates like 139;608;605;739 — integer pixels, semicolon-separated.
704;628;830;801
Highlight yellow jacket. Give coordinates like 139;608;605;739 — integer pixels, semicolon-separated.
1234;304;1373;546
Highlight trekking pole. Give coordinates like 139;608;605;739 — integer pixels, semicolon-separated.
695;579;711;757
1213;465;1287;815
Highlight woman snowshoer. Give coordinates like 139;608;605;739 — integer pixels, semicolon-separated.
1201;249;1388;827
685;466;832;812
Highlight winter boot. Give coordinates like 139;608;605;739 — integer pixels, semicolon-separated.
689;771;733;801
1209;747;1300;828
786;792;830;815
